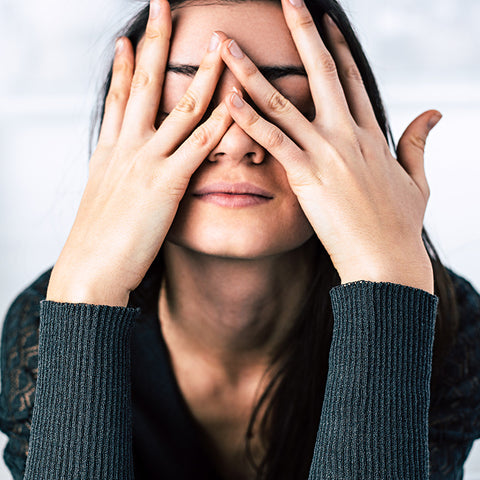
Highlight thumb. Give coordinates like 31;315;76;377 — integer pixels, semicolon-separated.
396;109;442;197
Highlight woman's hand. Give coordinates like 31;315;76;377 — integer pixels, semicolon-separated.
46;0;232;306
217;0;440;293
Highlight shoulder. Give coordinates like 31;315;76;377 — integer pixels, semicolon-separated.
1;268;53;399
426;267;480;476
428;267;480;472
441;267;480;388
446;267;480;319
1;268;52;352
0;268;52;478
1;267;53;394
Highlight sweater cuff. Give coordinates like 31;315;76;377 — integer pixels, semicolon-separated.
309;281;438;480
24;301;139;480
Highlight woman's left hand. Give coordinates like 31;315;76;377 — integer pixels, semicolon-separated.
218;0;441;293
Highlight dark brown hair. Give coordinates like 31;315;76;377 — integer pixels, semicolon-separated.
90;1;459;478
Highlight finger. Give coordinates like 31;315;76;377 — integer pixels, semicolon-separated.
152;31;227;155
225;91;316;183
219;36;317;150
122;0;172;138
396;110;442;200
157;101;233;179
323;15;379;130
97;38;134;148
280;0;352;128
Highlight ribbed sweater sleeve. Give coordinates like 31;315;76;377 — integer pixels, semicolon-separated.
22;282;437;479
23;301;139;480
308;281;438;480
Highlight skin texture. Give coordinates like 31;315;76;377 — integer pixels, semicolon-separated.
45;0;438;307
45;1;441;476
156;2;315;260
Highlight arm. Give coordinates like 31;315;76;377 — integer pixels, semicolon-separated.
309;281;437;479
213;0;443;475
23;301;139;480
26;0;231;476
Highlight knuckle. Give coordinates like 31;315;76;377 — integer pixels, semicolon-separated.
130;69;151;92
317;51;337;75
105;89;128;107
294;12;316;31
410;133;426;151
265;127;285;149
190;125;211;148
210;105;227;122
424;183;431;199
113;59;132;77
243;61;259;79
265;90;291;114
197;60;217;74
144;25;166;41
175;91;201;115
342;63;363;83
244;110;261;129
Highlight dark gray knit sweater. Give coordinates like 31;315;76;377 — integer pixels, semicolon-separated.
1;267;480;479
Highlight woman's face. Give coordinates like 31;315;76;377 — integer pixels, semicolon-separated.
149;1;316;259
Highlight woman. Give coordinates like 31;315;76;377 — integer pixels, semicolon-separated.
1;0;480;478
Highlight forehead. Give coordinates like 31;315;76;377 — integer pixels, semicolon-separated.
169;1;302;65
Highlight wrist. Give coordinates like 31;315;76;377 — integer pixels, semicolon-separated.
339;246;434;295
46;268;130;307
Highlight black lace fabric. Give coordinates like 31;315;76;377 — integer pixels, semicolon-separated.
1;268;480;479
0;271;48;480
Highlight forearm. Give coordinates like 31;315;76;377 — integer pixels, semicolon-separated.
309;281;437;480
24;301;138;480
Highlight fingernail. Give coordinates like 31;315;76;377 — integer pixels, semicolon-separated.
289;0;304;8
208;32;221;52
428;112;443;130
150;0;161;19
228;40;244;59
115;38;124;54
231;92;245;108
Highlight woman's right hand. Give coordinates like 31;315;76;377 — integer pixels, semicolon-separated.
46;0;232;307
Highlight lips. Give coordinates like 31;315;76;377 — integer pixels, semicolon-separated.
193;182;274;198
192;182;274;207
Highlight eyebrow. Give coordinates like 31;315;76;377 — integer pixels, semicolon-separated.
166;63;307;81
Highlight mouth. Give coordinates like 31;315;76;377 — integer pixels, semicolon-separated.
192;182;274;208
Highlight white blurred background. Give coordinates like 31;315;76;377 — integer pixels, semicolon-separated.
1;0;479;477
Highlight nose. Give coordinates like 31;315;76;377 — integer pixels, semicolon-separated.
207;70;265;165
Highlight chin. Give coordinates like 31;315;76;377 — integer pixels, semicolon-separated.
166;192;315;259
166;221;315;260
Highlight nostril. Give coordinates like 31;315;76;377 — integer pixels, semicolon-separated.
247;152;264;165
206;150;265;165
207;152;225;163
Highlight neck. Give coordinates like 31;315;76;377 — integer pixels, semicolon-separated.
159;239;316;379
